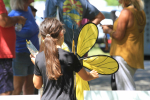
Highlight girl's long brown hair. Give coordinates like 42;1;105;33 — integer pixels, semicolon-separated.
39;18;64;80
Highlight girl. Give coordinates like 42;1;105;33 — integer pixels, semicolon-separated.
33;18;99;100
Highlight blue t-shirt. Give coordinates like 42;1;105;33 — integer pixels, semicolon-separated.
9;7;39;53
44;0;99;51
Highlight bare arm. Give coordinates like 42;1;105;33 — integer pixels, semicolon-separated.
30;54;38;65
33;68;99;89
102;9;132;41
0;13;26;28
33;74;43;89
90;12;105;25
77;68;99;81
30;56;35;65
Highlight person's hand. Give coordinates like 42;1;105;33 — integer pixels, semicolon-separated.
101;25;111;34
107;25;113;29
30;54;36;65
18;16;26;26
90;70;99;79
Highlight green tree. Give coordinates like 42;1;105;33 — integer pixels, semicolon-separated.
4;0;119;10
4;0;119;7
105;0;119;6
3;0;10;7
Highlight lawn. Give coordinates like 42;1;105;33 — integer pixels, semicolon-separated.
88;43;110;56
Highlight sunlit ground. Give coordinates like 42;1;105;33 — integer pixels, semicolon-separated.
88;43;110;56
88;44;150;91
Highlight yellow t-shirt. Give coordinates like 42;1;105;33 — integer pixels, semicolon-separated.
110;7;146;69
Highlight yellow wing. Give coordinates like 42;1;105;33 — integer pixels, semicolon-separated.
76;23;98;100
61;42;70;52
61;42;90;100
82;55;119;75
76;73;90;100
77;23;98;57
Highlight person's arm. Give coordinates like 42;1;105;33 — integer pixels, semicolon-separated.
33;54;43;89
90;12;105;25
30;54;36;65
33;74;43;89
84;1;105;25
0;13;26;28
72;54;99;81
44;0;57;18
102;9;132;41
77;68;99;81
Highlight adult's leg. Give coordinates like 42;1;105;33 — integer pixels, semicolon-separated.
22;57;35;95
22;74;34;95
12;52;33;95
113;56;137;90
12;76;25;95
0;91;12;95
0;59;14;95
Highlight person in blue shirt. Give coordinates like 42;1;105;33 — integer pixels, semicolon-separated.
8;0;39;95
44;0;105;51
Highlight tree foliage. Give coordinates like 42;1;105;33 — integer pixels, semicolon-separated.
4;0;119;7
4;0;119;10
3;0;10;7
105;0;119;6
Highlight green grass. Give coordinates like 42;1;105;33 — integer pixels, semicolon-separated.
88;44;110;56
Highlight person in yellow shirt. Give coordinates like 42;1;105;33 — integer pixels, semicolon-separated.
102;0;146;90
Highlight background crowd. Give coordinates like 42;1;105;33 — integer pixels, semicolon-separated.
0;0;146;100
